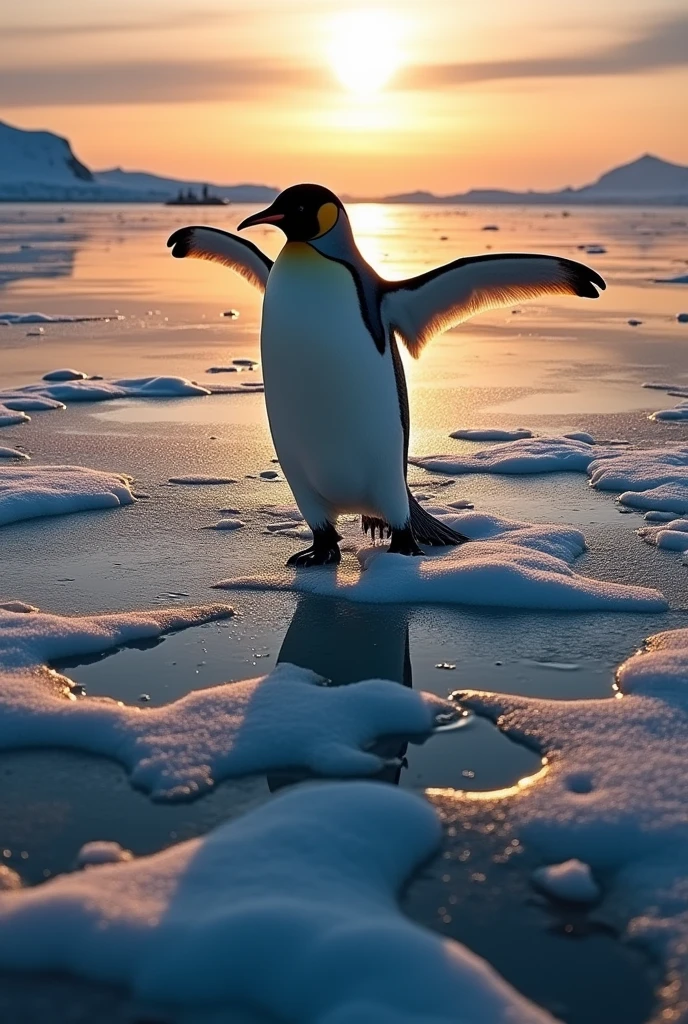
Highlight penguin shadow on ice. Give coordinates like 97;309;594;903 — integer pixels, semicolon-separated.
266;596;413;793
169;183;605;569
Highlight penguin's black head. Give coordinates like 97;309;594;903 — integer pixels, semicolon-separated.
237;184;344;242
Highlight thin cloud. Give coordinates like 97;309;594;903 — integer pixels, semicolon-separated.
0;61;323;108
399;14;688;89
0;11;232;39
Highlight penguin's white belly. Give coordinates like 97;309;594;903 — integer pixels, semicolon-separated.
261;244;407;523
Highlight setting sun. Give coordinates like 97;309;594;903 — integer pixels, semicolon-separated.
327;10;405;95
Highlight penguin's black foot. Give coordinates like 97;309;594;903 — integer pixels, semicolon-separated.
286;523;342;568
388;525;423;556
362;515;391;541
287;545;341;568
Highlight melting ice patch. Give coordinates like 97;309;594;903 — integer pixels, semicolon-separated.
451;625;688;1021
638;519;688;563
0;447;28;461
0;604;457;799
0;781;555;1024
0;465;135;528
0;661;450;800
219;510;667;612
0;406;30;428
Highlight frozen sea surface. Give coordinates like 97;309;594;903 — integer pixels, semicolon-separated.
1;203;688;1023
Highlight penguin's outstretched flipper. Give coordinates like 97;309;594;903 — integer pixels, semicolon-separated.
167;226;273;292
408;493;468;546
382;253;605;357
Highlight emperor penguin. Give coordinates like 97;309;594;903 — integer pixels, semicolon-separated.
168;184;605;566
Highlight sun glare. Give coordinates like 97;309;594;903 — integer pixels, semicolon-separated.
328;10;405;95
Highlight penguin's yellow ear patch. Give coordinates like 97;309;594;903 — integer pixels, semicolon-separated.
315;202;339;237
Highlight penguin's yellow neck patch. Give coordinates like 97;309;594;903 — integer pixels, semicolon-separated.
315;202;339;237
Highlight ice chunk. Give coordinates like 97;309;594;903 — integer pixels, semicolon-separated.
449;428;533;441
532;860;600;904
0;781;555;1023
42;369;88;382
219;510;667;613
0;465;135;528
644;510;678;522
0;447;28;461
113;376;210;397
75;841;133;869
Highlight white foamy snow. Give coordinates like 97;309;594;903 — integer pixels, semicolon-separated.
0;781;555;1024
0;465;135;528
218;509;667;612
532;860;600;904
453;626;688;1021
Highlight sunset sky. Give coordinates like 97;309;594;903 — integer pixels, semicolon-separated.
2;0;687;194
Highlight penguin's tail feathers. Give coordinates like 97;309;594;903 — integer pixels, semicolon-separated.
362;497;469;547
407;492;469;547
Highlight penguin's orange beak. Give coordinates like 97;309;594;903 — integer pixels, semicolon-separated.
237;206;285;230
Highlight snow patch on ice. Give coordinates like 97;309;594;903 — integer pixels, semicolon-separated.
588;447;688;514
0;312;122;324
42;369;88;382
210;518;245;530
411;436;604;476
0;602;233;672
0;781;555;1023
0;447;29;461
638;519;688;552
0;660;449;799
450;626;688;1020
0;465;135;528
532;860;600;904
0;406;30;428
75;841;133;869
169;476;237;485
218;510;667;612
450;428;533;441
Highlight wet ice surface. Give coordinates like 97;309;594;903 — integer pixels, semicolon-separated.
1;203;688;1022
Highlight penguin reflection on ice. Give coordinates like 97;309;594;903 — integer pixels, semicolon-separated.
267;596;412;792
168;185;605;566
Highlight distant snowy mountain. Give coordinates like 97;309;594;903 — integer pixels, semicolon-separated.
0;121;104;200
1;119;686;205
0;121;277;203
382;155;688;206
94;168;278;204
579;154;688;198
